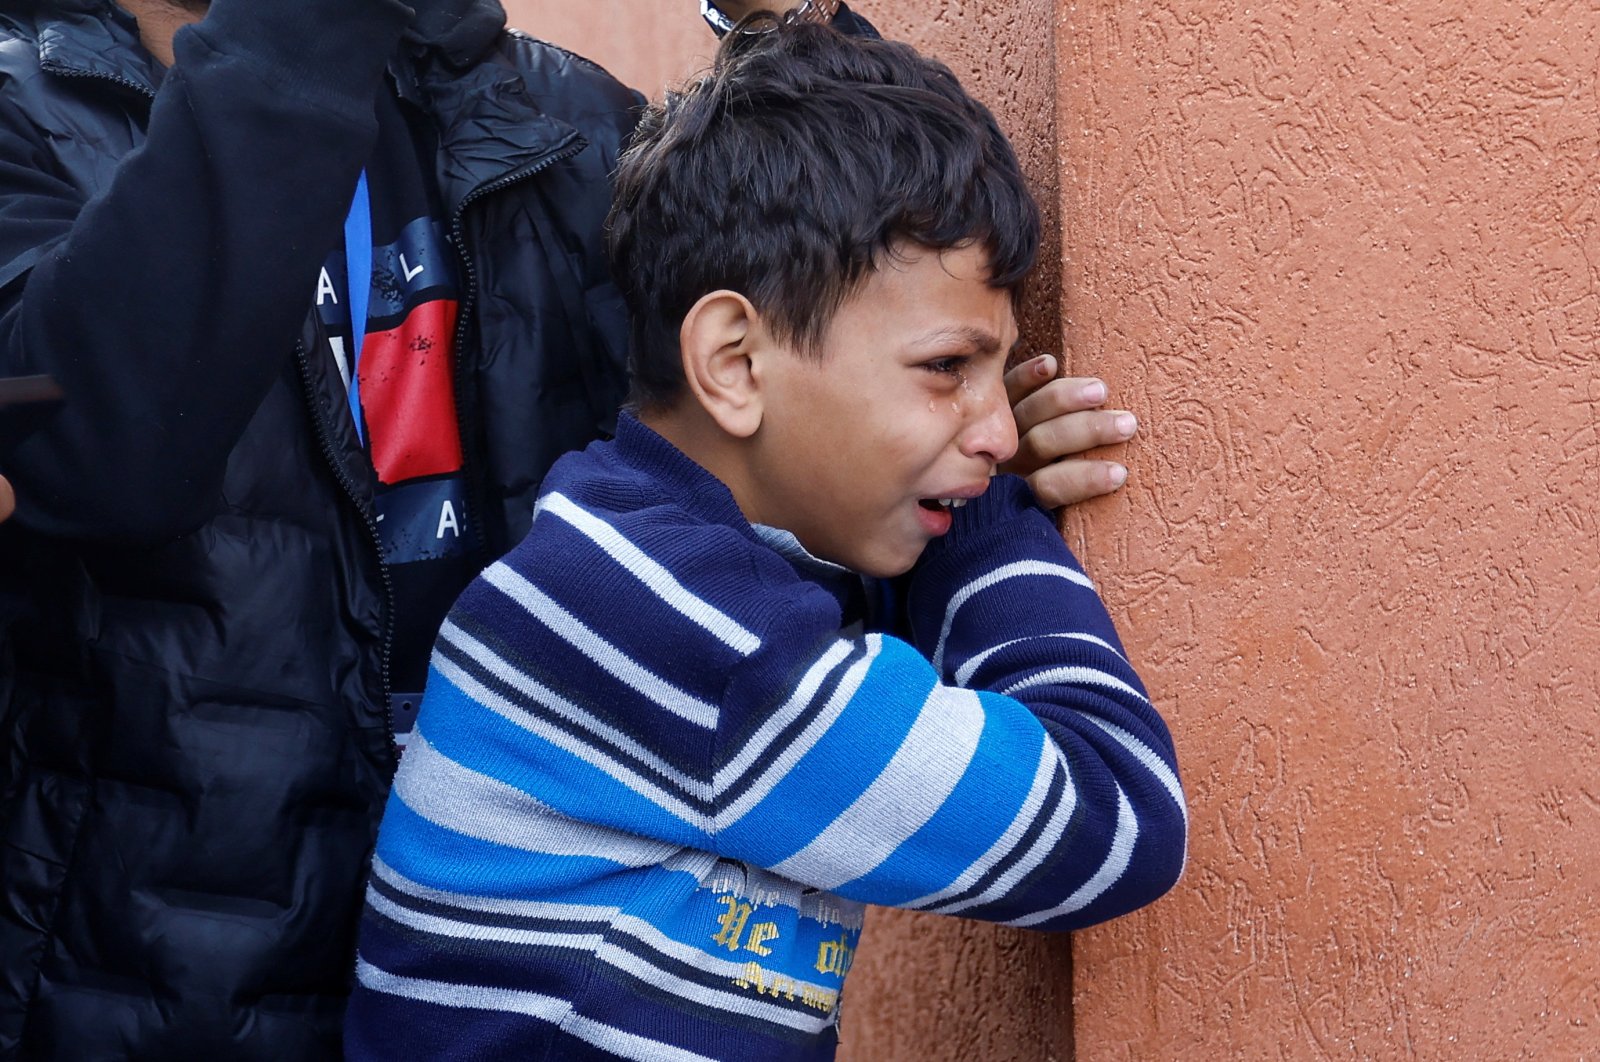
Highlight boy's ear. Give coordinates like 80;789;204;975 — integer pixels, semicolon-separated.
678;290;766;438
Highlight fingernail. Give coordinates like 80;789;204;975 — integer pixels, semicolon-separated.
1083;380;1107;403
1115;412;1137;437
1035;355;1053;376
1109;464;1128;488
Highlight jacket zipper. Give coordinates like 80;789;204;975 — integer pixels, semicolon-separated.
43;63;156;101
52;61;401;765
49;58;582;766
294;340;400;768
447;136;586;566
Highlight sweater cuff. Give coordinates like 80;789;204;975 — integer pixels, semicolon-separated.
905;474;1089;655
917;473;1063;570
183;0;413;107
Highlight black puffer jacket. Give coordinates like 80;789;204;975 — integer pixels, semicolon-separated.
0;0;637;1056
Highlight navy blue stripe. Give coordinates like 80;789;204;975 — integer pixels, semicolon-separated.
710;636;868;800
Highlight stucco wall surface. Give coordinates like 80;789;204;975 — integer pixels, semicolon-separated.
505;2;1600;1059
1062;1;1600;1058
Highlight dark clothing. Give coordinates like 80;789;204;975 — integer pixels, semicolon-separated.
0;0;638;1056
312;91;479;695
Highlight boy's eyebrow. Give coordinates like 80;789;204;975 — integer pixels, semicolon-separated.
910;325;1016;355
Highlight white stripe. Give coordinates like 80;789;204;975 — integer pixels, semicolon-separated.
438;621;712;803
367;883;603;954
538;493;761;656
1001;664;1149;704
372;854;624;923
329;335;352;391
355;960;720;1062
565;1010;727;1062
932;561;1095;672
770;685;985;891
481;561;720;729
903;737;1059;910
366;887;834;1035
925;744;1078;917
953;632;1127;687
713;638;879;830
393;732;682;867
592;937;833;1035
432;651;711;830
1076;715;1186;827
1077;714;1188;873
1007;783;1138;928
713;639;855;790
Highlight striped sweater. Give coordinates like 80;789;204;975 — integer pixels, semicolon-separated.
344;413;1186;1061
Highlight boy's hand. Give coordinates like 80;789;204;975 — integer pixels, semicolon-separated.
0;475;12;523
1002;354;1137;509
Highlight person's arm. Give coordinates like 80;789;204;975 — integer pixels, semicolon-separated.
0;0;410;543
407;473;1184;931
708;475;1185;929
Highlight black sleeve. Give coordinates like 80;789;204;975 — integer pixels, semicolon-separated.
830;3;883;38
0;0;410;543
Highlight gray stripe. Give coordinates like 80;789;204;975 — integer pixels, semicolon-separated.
904;737;1059;910
932;561;1096;673
769;684;985;891
713;638;878;830
925;744;1078;917
394;732;682;867
1007;783;1138;927
953;631;1127;687
713;638;855;790
1000;664;1149;703
1076;714;1187;872
430;650;712;830
355;960;720;1062
438;620;713;802
367;885;836;1035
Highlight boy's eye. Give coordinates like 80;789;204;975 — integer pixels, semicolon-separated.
922;357;969;381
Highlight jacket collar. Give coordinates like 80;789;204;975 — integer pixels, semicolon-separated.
36;1;162;96
394;33;586;217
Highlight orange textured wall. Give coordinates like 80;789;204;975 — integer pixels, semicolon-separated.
1063;2;1600;1058
504;2;1600;1058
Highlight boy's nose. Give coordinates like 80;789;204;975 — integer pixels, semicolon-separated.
958;378;1019;467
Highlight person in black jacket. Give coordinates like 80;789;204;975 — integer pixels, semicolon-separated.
0;0;1141;1057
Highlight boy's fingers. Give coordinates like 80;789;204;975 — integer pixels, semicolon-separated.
0;475;12;522
1025;458;1129;510
1004;354;1060;407
1008;407;1138;476
1010;372;1112;434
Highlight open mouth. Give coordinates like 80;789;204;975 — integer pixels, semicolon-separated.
918;498;969;512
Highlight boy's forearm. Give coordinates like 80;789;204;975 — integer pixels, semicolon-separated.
706;482;1184;928
908;476;1174;758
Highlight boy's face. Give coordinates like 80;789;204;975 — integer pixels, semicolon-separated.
745;243;1020;578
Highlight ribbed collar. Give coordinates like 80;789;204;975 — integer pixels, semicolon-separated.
612;412;865;608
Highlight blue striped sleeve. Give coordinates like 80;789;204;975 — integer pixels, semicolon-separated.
708;475;1186;930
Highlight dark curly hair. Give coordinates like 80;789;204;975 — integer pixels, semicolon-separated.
606;14;1041;409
